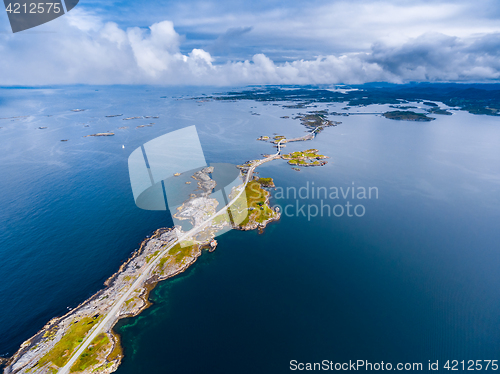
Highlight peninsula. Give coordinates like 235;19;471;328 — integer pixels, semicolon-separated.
3;158;282;374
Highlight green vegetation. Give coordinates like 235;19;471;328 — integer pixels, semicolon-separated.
69;333;109;373
158;256;168;268
272;135;286;144
38;317;100;368
235;180;276;227
43;330;57;340
168;243;197;263
257;177;275;188
106;334;122;361
281;149;328;167
145;250;160;263
383;111;435;121
213;213;230;225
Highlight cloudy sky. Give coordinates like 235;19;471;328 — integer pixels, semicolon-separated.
1;0;500;85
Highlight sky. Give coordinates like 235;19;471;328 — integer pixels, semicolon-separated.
1;0;500;85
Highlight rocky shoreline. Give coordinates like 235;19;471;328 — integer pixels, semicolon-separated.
3;166;280;374
3;227;212;374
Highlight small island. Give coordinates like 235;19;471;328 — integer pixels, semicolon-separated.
299;111;341;129
84;133;115;137
282;149;329;167
383;110;435;121
427;107;452;115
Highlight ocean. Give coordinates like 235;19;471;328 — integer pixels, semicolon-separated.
1;86;500;372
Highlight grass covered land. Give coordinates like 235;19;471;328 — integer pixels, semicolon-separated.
383;110;435;121
37;316;101;369
282;149;328;167
168;243;198;263
271;135;287;144
231;178;278;228
69;333;110;373
257;177;275;187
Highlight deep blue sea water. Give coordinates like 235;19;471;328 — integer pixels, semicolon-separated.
1;86;500;372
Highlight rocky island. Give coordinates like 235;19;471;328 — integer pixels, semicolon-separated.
84;133;115;137
282;149;329;167
383;110;435;121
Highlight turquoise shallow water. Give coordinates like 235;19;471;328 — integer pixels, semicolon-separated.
1;86;500;372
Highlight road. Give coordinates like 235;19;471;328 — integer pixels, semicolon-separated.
58;139;286;373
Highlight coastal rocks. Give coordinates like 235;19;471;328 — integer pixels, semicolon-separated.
192;167;216;195
173;168;220;227
174;197;219;227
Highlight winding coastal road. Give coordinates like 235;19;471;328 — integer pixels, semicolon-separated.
58;137;289;374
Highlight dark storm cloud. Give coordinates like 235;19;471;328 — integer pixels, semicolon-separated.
365;33;500;81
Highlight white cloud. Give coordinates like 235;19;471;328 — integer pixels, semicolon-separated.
0;9;500;85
